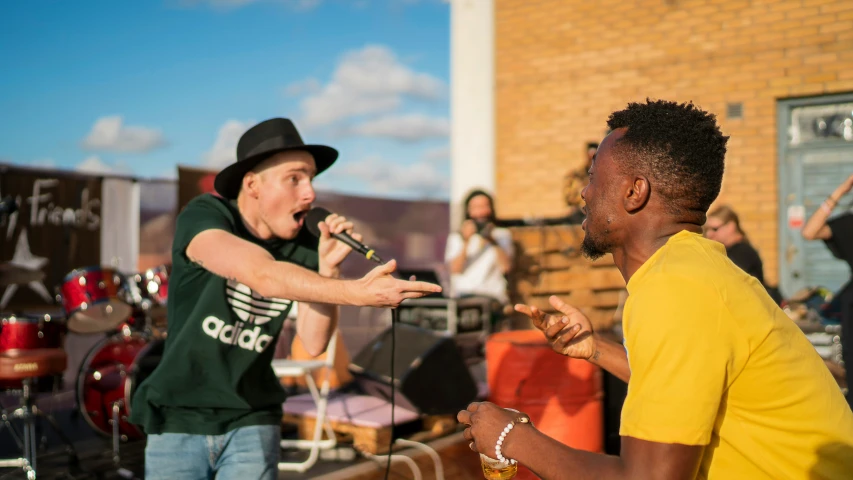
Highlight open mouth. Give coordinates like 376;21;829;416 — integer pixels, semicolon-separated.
293;209;309;225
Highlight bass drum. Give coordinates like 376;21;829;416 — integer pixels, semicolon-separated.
76;333;164;440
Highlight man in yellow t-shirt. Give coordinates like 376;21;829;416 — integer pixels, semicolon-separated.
458;99;853;479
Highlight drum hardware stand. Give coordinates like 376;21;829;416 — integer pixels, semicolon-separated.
109;400;124;465
0;378;79;479
102;400;136;480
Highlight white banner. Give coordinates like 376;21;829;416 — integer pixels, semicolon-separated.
100;178;139;272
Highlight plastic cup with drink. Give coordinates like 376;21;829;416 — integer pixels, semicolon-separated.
478;408;522;480
480;452;518;480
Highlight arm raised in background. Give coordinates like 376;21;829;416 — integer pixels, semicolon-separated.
802;173;853;241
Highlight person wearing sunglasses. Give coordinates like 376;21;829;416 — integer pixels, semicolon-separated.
703;205;765;283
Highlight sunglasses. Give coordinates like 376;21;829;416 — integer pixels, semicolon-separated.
704;221;728;233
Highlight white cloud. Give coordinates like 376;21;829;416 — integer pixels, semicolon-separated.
203;119;256;169
82;116;165;153
0;158;55;170
284;78;322;97
346;114;448;142
421;145;449;161
76;156;112;174
75;156;134;176
28;158;56;169
159;167;178;180
322;155;448;198
296;45;445;128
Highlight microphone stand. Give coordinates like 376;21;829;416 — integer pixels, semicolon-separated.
352;252;397;480
385;306;398;480
381;263;404;480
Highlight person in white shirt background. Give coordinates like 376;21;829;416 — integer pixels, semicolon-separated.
445;189;514;310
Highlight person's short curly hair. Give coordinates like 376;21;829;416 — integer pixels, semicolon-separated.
607;99;729;214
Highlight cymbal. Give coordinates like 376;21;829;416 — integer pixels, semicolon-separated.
66;301;134;334
0;264;45;286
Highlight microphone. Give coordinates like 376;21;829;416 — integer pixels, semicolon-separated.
305;207;383;264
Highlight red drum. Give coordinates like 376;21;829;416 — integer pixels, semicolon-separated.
0;313;65;351
0;313;67;391
137;265;169;307
60;267;133;333
77;333;163;440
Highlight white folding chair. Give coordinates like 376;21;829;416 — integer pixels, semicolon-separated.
274;328;339;473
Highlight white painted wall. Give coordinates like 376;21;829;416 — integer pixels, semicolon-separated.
449;0;495;227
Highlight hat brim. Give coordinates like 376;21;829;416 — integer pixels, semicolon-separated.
213;145;338;199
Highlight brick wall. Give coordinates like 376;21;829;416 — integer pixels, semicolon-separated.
494;0;853;285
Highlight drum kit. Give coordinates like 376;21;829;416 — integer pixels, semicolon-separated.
0;263;170;479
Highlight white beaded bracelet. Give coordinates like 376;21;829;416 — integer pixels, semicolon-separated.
495;422;517;465
494;413;531;465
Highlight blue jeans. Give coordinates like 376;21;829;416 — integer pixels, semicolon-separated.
145;425;280;480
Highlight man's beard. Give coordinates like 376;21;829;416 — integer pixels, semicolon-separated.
580;212;611;260
580;233;608;260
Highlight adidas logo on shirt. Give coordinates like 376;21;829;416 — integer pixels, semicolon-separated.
202;280;293;353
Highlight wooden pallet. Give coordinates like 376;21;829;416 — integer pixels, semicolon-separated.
309;432;484;480
281;412;458;455
507;224;626;331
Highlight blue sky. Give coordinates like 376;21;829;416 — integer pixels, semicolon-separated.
0;0;451;199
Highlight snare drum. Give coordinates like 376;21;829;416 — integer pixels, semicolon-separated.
77;332;164;440
60;267;133;334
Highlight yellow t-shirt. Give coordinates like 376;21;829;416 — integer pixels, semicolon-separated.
621;231;853;479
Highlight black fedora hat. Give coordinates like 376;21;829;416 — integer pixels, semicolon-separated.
214;118;338;199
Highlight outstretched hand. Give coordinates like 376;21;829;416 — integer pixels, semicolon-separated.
515;295;596;360
357;259;442;308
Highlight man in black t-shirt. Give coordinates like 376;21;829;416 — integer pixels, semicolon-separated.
802;172;853;408
704;205;780;303
129;118;441;479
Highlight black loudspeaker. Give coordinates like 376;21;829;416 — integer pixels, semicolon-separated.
349;323;478;415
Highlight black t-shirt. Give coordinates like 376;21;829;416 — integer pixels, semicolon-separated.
129;194;319;435
726;241;765;286
824;213;853;317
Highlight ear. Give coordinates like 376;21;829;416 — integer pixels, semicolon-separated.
243;172;262;198
624;175;650;213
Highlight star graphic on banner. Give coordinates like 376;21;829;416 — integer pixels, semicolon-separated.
0;228;52;310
